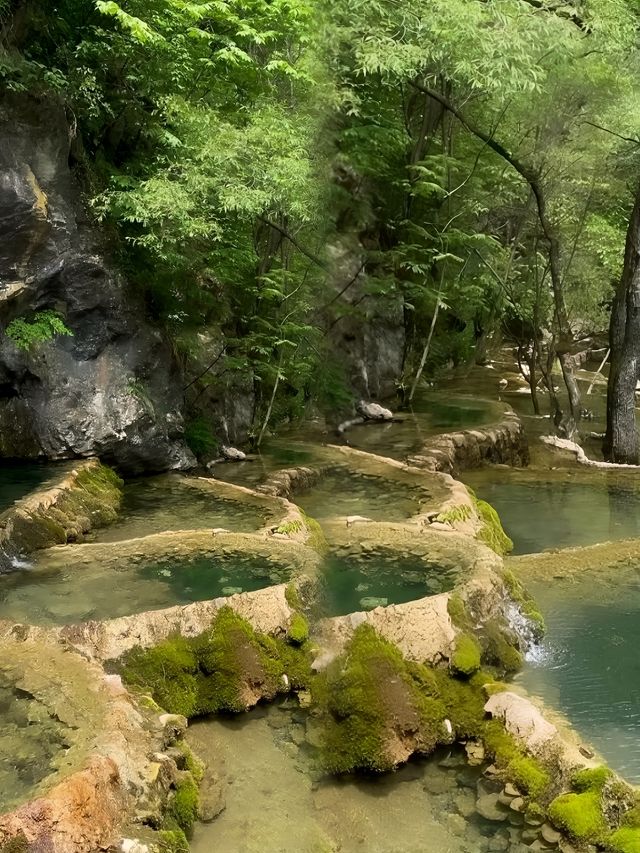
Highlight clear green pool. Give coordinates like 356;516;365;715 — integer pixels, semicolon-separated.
322;550;459;616
0;552;296;626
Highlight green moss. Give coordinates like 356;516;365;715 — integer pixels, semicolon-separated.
287;612;309;644
548;790;607;842
120;635;200;717
572;765;612;792
175;741;205;783
158;828;190;853
608;827;640;853
436;504;472;525
482;618;523;674
451;633;481;676
118;606;312;718
275;519;303;535
301;512;328;554
473;497;513;555
284;582;302;610
167;774;200;834
507;755;550;798
315;624;448;774
483;720;549;798
431;668;488;739
446;593;469;628
502;569;546;639
623;805;640;828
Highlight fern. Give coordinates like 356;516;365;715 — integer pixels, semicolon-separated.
5;311;73;351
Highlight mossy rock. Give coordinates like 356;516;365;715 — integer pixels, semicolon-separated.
287;612;309;645
572;765;611;792
157;828;190;853
117;606;313;718
483;719;550;798
166;774;200;834
548;790;607;842
501;568;546;639
314;624;448;774
473;497;513;555
481;618;523;674
451;633;481;676
608;827;640;853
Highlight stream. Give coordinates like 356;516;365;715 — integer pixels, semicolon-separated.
1;354;639;848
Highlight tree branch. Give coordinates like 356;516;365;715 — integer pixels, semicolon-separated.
258;217;329;270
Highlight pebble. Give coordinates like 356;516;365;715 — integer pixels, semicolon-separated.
541;823;562;844
476;793;509;822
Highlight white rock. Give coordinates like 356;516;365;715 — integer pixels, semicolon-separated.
356;400;393;421
221;445;246;461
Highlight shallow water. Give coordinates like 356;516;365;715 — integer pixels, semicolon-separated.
0;552;296;626
464;474;640;554
322;550;459;616
0;461;58;513
92;476;268;542
518;566;640;783
187;701;530;853
0;670;70;811
295;468;429;522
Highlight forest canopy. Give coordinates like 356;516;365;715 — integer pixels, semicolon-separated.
2;0;640;457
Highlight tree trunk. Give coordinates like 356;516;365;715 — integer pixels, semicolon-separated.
604;181;640;464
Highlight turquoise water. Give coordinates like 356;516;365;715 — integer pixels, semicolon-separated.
92;476;268;542
0;553;295;626
295;468;429;521
464;478;640;554
0;461;57;513
519;569;640;783
322;551;459;616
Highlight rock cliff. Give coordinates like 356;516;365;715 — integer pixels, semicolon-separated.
0;95;194;473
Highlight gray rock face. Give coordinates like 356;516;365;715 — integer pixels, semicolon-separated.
0;94;194;474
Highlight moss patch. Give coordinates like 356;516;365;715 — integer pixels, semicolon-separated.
548;789;607;843
502;568;546;640
167;774;200;834
436;504;472;525
483;720;550;798
116;606;312;717
287;612;309;644
608;827;640;853
157;829;190;853
473;497;513;555
314;624;448;774
451;633;481;676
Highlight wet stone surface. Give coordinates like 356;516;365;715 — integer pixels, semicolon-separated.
0;669;71;812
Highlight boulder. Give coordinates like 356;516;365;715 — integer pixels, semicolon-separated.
356;400;394;421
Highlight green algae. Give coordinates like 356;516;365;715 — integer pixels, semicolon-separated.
436;504;472;525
